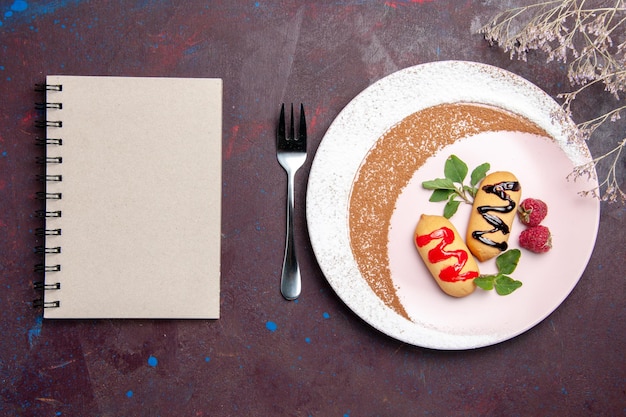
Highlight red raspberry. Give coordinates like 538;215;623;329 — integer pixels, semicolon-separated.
519;225;552;253
518;198;548;227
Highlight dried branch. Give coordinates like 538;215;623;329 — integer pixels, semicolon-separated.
480;0;626;203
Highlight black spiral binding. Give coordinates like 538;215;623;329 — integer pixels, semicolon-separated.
33;82;63;310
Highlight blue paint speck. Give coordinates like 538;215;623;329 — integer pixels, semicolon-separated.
322;312;330;319
561;387;568;395
126;390;133;398
28;316;43;348
0;0;81;27
147;355;158;367
204;356;211;362
305;337;311;344
184;45;201;55
265;321;277;332
11;1;28;12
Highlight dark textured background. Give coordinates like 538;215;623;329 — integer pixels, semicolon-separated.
1;1;624;416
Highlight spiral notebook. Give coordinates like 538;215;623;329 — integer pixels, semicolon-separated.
35;75;222;319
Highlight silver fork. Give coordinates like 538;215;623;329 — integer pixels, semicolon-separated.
276;103;307;300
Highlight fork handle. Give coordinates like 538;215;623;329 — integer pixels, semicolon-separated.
281;170;301;300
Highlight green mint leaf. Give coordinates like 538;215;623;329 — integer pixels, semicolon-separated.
474;275;495;290
495;249;521;275
429;188;455;202
444;155;468;183
443;198;461;219
494;275;523;295
424;156;492;219
470;162;491;187
422;178;455;190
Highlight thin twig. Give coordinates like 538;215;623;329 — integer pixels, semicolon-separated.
479;0;626;204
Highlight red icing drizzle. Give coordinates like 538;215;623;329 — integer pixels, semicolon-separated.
416;227;478;282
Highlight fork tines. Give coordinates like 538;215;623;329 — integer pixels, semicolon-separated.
277;103;307;152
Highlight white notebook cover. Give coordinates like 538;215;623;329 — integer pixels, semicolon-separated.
41;75;222;319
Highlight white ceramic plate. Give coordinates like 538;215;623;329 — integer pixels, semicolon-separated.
306;61;600;350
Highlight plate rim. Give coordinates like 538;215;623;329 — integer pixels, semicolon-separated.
306;60;600;350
